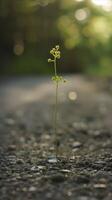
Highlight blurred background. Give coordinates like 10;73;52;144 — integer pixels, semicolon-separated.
0;0;112;76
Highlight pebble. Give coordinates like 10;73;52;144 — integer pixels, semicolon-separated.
48;157;58;164
38;165;45;170
50;174;66;183
77;197;96;200
94;130;101;136
8;155;17;164
72;122;87;131
42;134;50;140
19;137;25;143
46;192;52;198
29;186;37;192
67;190;72;197
22;187;27;192
93;183;107;189
49;146;55;151
5;118;15;126
72;141;82;148
16;159;24;164
31;166;36;171
70;155;76;160
60;169;71;173
7;145;16;151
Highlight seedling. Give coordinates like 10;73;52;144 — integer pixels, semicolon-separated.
48;45;66;154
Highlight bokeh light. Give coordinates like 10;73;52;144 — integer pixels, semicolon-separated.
68;91;78;101
0;0;112;76
91;0;112;12
75;0;84;2
13;42;24;56
75;8;89;21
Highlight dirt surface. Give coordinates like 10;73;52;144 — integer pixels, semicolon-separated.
0;75;112;200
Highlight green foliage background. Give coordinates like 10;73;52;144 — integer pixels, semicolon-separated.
0;0;112;76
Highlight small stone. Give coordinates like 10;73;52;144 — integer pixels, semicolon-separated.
16;176;21;180
67;191;72;197
8;155;16;164
70;155;76;160
72;141;82;148
72;122;87;130
19;137;25;143
49;146;55;151
37;165;45;170
43;134;50;140
72;148;79;153
16;159;24;164
46;192;52;198
5;118;15;125
8;145;16;151
94;130;101;136
50;174;66;183
12;190;16;195
94;183;107;189
48;157;58;164
78;197;89;200
11;177;17;181
29;186;37;192
31;166;36;171
60;169;71;173
24;174;33;179
22;187;27;192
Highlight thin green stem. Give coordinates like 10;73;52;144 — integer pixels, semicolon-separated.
54;58;57;76
54;80;58;136
54;80;58;156
54;57;58;136
53;57;59;156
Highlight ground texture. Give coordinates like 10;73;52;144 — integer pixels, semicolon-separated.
0;75;112;200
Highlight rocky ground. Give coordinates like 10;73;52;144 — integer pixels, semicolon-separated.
0;75;112;200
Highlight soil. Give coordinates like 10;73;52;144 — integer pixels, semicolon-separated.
0;75;112;200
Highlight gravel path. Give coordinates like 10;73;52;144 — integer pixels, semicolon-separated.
0;75;112;200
